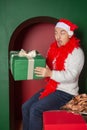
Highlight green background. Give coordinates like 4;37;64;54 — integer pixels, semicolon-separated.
0;0;87;129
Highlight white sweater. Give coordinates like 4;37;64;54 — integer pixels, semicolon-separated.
51;47;85;95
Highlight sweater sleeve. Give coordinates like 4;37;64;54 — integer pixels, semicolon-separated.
51;48;85;83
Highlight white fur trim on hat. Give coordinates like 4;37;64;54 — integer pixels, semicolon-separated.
55;22;74;36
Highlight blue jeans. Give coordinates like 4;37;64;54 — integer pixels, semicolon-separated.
22;89;74;130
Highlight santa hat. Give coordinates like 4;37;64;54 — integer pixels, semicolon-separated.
55;19;78;36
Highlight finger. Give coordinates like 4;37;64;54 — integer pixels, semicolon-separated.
34;70;41;73
34;68;40;72
34;68;43;73
34;69;43;75
34;71;42;75
35;67;45;70
35;74;43;77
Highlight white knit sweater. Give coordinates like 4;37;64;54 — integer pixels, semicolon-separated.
51;47;85;95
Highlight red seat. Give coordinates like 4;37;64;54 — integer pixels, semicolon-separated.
43;110;87;130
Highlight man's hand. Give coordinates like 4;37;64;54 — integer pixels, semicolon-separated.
34;65;52;77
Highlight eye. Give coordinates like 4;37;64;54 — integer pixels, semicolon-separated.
61;30;66;35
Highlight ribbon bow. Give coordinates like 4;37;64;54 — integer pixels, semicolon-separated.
18;49;37;58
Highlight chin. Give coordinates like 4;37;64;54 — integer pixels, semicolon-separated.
57;43;63;47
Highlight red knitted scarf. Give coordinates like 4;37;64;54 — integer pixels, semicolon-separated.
39;36;80;99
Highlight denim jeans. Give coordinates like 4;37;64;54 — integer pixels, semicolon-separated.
22;89;74;130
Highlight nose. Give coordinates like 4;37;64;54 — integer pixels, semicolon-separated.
56;34;61;41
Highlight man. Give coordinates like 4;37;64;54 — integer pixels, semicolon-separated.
22;18;85;130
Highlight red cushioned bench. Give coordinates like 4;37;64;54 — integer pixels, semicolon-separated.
43;110;87;130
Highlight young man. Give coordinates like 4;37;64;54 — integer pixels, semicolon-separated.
22;19;85;130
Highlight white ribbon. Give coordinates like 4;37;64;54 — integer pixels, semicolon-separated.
18;49;37;58
27;58;34;79
18;49;37;79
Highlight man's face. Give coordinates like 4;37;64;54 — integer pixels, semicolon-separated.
54;27;71;47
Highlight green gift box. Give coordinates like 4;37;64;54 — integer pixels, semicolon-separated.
10;50;46;81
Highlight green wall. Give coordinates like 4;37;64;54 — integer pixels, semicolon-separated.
0;0;87;129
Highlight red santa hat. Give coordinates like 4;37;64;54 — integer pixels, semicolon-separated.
55;19;78;36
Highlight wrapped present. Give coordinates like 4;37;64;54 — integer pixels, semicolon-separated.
10;49;46;80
